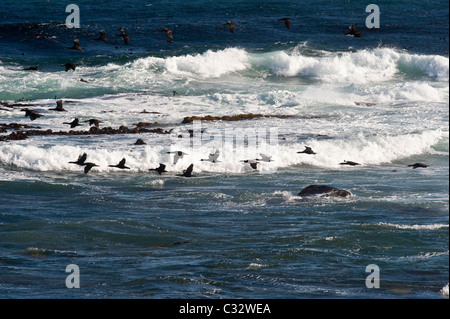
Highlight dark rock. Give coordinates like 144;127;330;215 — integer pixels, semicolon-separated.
134;138;146;145
298;185;352;198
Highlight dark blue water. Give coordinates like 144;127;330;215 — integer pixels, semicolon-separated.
0;0;448;299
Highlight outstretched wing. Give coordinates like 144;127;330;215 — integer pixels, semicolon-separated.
184;164;194;176
79;153;87;164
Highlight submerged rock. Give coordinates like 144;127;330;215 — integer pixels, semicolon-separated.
181;113;294;124
298;185;352;198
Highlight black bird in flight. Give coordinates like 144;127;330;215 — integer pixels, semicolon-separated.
150;163;168;175
109;158;130;169
68;39;83;52
22;108;43;121
297;146;316;155
408;163;428;169
63;118;81;128
115;27;130;45
278;18;291;29
84;119;102;127
222;21;236;33
83;162;99;174
93;30;109;43
158;27;173;40
69;152;87;165
62;63;76;72
177;163;194;177
339;160;361;166
345;24;362;37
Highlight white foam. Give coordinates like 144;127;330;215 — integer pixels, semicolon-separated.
440;283;449;297
247;263;267;269
0;129;444;173
251;47;449;83
377;222;449;230
1;47;447;99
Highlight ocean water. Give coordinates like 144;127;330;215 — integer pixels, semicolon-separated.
0;0;448;299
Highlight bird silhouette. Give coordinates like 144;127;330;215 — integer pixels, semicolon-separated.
339;160;360;166
115;27;130;45
167;151;188;164
150;163;168;175
83;162;98;174
345;24;362;37
22;109;43;121
93;30;109;43
177;163;194;177
241;160;259;170
408;163;428;169
68;39;83;52
63;118;81;128
109;158;130;169
62;63;76;72
158;27;173;40
278;18;291;29
297;146;316;155
201;150;220;163
49;100;66;111
222;21;236;33
69;153;87;165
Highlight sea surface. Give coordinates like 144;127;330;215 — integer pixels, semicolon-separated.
0;0;448;299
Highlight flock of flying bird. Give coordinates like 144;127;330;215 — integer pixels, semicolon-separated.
62;18;282;55
69;147;285;176
61;17;362;54
18;19;428;176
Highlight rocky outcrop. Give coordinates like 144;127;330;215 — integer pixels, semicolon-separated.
298;185;352;198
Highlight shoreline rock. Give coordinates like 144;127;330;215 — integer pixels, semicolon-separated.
298;185;352;198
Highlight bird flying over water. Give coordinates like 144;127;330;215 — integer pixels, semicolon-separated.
158;27;173;40
93;30;109;43
62;63;76;72
339;160;360;166
115;27;130;45
297;146;316;155
345;24;362;37
256;153;273;162
49;100;66;111
408;163;428;169
167;151;188;164
67;39;83;52
22;108;43;121
63;118;81;128
201;150;220;163
69;153;87;165
84;119;102;127
222;21;236;33
278;18;291;29
109;158;130;169
177;163;194;177
83;162;98;174
150;163;168;175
